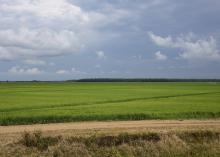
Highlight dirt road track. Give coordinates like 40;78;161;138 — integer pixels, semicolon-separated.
0;120;220;135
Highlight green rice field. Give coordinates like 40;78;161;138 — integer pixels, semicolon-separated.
0;82;220;125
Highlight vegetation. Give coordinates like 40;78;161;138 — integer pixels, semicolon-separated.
2;78;220;83
75;78;220;82
0;82;220;125
20;131;61;151
1;130;220;157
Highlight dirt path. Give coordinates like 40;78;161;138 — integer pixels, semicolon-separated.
0;120;219;135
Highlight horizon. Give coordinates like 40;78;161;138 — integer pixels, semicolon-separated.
1;78;220;82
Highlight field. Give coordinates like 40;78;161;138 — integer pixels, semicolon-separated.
0;82;220;125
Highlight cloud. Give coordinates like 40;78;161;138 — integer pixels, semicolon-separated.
0;28;80;60
8;66;44;75
49;62;55;66
148;32;173;47
132;55;142;60
0;0;87;61
155;51;167;60
0;0;134;62
0;0;89;22
0;46;14;60
96;51;106;59
23;59;46;66
56;69;70;74
71;68;86;74
95;64;101;68
0;0;136;29
149;32;220;60
56;68;86;75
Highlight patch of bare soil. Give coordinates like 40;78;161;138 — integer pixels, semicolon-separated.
0;119;219;134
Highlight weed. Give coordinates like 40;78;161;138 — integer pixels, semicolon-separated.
178;130;220;143
20;131;61;151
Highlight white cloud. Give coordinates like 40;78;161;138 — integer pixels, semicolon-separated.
149;32;220;60
132;55;142;60
0;0;134;29
0;28;80;60
71;68;84;74
0;0;88;61
148;32;173;47
56;68;86;75
96;51;106;59
56;69;70;74
0;0;89;22
23;59;46;66
0;0;133;62
8;66;44;75
155;51;167;60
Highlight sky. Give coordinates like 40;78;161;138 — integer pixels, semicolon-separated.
0;0;220;81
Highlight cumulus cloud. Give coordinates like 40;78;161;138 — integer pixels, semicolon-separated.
155;51;167;60
8;66;44;75
0;0;89;22
149;32;220;60
148;32;173;47
96;51;106;59
0;1;86;61
0;28;80;60
0;0;134;62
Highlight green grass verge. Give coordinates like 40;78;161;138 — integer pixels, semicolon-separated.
1;112;220;126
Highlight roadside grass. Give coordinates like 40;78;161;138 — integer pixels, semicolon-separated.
178;130;220;143
1;112;220;125
1;130;219;157
20;131;61;151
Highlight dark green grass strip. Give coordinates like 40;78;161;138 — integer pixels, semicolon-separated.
1;91;219;113
5;89;71;93
1;112;220;126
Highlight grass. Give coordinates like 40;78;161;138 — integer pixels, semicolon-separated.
20;131;61;151
1;130;220;157
0;82;220;125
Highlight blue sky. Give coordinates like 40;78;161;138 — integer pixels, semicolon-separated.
0;0;220;80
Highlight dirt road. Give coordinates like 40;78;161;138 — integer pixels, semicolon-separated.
0;120;220;135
